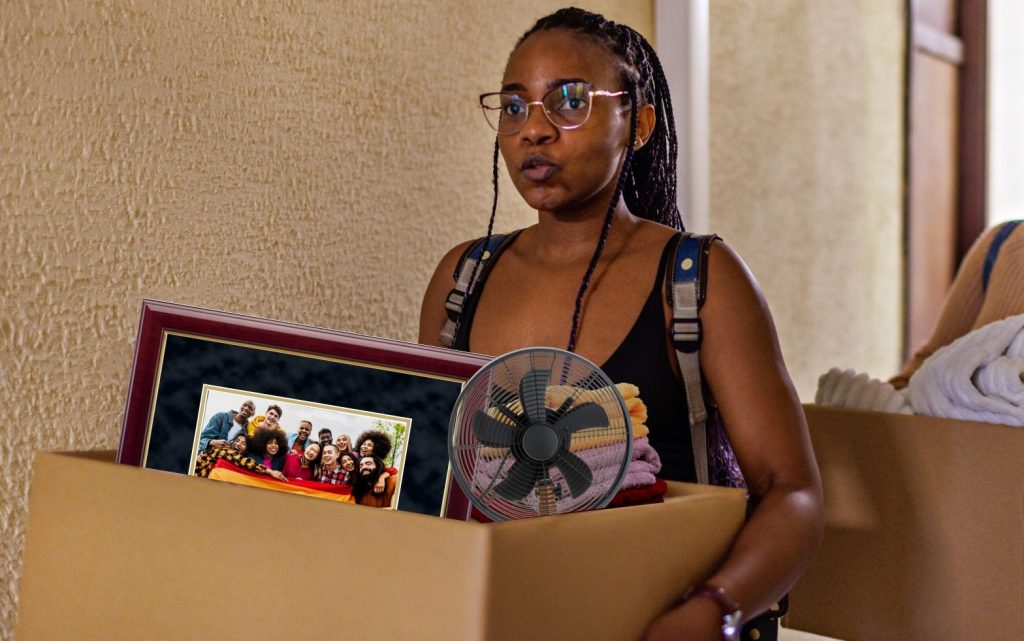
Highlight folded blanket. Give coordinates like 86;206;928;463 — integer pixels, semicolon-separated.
470;478;669;522
908;314;1024;426
815;367;913;414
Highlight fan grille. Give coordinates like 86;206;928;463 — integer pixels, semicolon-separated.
449;348;632;521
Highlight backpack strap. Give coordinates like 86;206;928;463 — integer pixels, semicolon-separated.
667;232;719;485
439;233;511;348
982;220;1022;293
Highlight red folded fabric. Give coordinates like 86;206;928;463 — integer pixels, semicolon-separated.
469;479;668;522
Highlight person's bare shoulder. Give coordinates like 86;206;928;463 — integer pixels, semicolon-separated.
614;217;678;263
418;239;477;346
699;240;817;494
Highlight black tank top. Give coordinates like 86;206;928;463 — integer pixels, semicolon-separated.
452;234;697;482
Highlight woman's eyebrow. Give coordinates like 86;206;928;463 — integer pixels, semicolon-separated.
547;77;586;88
499;78;588;92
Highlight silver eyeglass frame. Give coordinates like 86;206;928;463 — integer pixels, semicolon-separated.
479;82;628;136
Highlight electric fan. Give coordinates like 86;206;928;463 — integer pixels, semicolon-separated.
448;347;633;521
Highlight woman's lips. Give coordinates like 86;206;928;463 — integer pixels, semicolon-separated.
521;155;557;182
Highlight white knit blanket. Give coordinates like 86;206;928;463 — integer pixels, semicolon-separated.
815;368;913;414
908;314;1024;426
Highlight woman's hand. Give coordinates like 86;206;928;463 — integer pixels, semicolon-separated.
267;470;288;482
644;598;724;641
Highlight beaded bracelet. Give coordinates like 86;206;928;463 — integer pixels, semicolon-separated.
685;583;743;641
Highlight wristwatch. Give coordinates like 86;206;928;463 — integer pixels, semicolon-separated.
685;584;743;641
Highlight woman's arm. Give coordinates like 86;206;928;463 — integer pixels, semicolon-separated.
374;468;397;494
646;242;823;641
890;227;995;387
195;447;288;482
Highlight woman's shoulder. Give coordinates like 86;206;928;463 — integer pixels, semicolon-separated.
703;237;764;304
435;238;482;276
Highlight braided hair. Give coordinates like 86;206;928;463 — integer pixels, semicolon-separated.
474;7;683;352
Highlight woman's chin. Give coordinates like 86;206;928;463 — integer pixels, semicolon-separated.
519;187;567;213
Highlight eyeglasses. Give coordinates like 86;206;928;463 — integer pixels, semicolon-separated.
479;81;628;136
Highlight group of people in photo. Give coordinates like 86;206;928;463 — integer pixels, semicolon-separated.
194;398;399;508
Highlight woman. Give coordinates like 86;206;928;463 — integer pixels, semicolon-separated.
229;433;249;455
334;433;355;458
891;219;1024;388
338;451;358;486
249;428;288;472
419;9;822;641
354;429;392;462
283;441;322;481
194;444;288;483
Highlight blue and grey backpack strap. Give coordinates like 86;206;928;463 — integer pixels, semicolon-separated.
439;233;510;348
982;219;1022;293
667;232;719;485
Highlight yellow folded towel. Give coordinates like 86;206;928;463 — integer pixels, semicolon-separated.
476;382;648;457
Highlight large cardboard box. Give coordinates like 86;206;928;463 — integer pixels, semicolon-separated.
787;405;1024;641
16;451;746;641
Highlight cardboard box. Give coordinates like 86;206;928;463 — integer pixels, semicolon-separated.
787;405;1024;641
16;451;746;641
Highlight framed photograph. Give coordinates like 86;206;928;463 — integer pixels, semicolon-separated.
118;299;491;519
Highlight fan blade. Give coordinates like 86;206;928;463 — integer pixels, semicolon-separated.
487;381;517;406
471;410;518;447
552;401;609;435
519;368;551;426
552;450;593;498
494;457;542;501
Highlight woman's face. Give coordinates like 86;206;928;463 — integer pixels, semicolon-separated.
497;29;632;216
266;439;279;456
336;434;350;450
231;435;247;453
303;443;321;462
359;439;375;457
340;454;356;471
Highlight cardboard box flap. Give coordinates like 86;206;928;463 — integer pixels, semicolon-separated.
789;405;1024;641
484;485;747;641
18;452;747;641
18;451;491;641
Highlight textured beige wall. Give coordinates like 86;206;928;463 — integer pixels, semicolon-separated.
709;1;905;399
0;2;651;637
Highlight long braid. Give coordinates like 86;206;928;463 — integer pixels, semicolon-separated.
640;38;682;230
454;137;500;343
566;87;638;353
469;136;501;292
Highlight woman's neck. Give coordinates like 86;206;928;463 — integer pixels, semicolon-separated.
532;199;635;263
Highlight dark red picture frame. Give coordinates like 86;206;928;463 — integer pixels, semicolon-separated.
118;299;491;520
